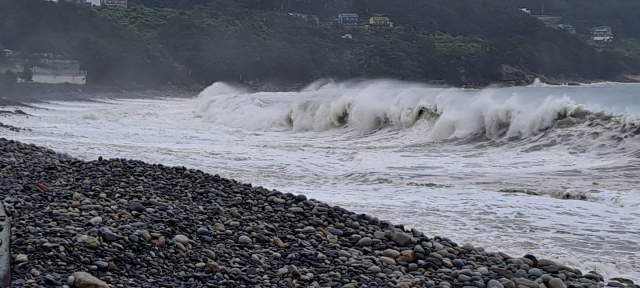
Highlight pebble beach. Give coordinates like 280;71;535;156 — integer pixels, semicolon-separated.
1;137;637;288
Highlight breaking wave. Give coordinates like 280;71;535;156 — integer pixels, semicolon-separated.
193;80;640;147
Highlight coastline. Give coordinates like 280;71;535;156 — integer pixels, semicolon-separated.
1;138;636;287
0;84;203;108
2;74;639;108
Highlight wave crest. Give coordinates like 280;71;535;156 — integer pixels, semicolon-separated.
193;80;639;146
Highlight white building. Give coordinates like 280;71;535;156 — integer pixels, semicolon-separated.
31;67;87;84
591;26;613;42
16;58;88;85
100;0;127;8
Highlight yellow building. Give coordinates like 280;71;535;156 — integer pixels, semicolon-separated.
368;17;393;27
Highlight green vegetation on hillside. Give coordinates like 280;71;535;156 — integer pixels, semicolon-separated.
1;0;639;89
484;0;640;39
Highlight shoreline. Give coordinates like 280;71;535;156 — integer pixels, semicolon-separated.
0;84;203;108
2;75;640;108
0;138;637;287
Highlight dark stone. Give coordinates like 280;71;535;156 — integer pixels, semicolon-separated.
93;261;109;271
99;226;122;242
128;201;146;212
524;254;538;267
256;234;269;243
452;259;465;268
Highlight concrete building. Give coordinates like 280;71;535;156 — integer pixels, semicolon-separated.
32;67;87;84
12;55;88;85
336;13;359;25
100;0;127;8
591;26;613;42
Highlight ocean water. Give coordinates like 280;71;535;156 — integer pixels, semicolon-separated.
2;79;640;281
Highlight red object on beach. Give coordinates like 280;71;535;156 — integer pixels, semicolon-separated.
37;183;46;190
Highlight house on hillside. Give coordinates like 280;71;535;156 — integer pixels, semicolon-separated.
336;13;359;25
591;26;613;42
28;66;87;84
9;53;87;85
44;0;96;5
100;0;126;8
368;17;393;27
557;24;576;34
3;49;17;58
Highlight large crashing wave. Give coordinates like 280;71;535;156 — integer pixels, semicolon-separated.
193;79;640;143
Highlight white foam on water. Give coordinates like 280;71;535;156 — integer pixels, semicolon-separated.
3;80;640;281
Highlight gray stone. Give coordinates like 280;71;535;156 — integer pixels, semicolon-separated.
515;269;528;278
98;226;121;242
457;269;472;276
458;275;472;282
301;226;316;233
492;267;514;278
173;235;190;244
379;256;396;265
584;273;602;282
461;244;476;252
75;235;100;249
540;275;553;284
367;266;382;273
452;259;465;268
373;231;386;239
488;280;505;288
501;279;516;288
515;278;540;288
238;235;252;244
529;268;543;277
609;278;634;285
548;278;567;288
288;265;301;277
391;231;412;246
277;268;289;275
72;272;109;288
339;250;351;258
356;237;373;247
382;249;401;258
89;216;102;224
15;254;28;263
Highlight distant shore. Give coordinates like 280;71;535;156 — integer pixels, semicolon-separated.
0;84;202;107
2;76;639;108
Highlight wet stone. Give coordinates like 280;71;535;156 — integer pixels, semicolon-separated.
391;231;412;246
238;235;252;244
0;139;605;288
197;227;210;235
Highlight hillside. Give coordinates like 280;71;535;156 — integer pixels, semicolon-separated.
1;0;639;89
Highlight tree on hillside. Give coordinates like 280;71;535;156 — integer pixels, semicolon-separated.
0;44;5;66
0;70;18;92
18;66;33;83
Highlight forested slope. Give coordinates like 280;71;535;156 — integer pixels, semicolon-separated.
1;0;638;88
